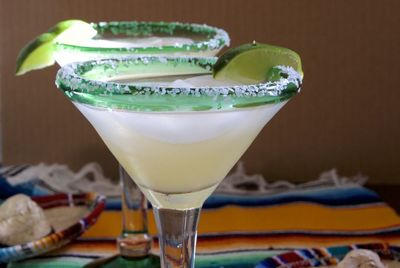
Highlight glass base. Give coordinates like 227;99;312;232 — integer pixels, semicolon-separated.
117;232;152;258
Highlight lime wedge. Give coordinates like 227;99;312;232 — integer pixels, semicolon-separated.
213;42;303;84
50;20;97;44
16;20;97;75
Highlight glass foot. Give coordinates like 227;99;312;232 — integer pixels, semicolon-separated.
117;232;152;257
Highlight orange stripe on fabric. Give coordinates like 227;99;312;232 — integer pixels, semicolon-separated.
197;203;400;233
84;203;400;239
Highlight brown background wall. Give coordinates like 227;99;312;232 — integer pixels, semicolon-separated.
1;0;399;183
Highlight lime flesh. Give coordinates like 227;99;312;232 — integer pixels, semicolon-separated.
16;20;97;75
213;42;303;84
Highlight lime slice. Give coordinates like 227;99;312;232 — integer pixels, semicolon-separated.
213;42;303;84
16;20;97;75
50;20;97;44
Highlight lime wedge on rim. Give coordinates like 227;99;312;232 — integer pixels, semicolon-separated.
213;42;303;84
16;20;97;75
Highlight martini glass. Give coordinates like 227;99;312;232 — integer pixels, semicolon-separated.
55;55;302;267
54;21;230;65
52;21;230;257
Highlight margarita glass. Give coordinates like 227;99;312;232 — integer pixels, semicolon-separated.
55;55;302;267
53;21;230;65
51;20;230;257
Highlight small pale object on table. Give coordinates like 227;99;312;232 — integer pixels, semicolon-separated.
0;194;52;246
338;249;387;268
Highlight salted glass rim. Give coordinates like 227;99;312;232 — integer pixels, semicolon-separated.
54;21;230;53
55;55;302;112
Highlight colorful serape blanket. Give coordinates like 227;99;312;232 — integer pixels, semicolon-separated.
1;169;400;267
256;243;400;268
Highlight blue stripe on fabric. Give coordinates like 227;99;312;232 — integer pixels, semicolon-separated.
0;177;53;199
203;186;382;209
103;186;382;210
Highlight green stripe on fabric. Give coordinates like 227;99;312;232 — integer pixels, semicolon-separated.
196;250;285;268
7;257;93;268
7;250;285;268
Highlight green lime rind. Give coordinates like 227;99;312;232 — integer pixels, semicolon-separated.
47;20;86;36
16;20;96;75
15;33;56;75
213;42;303;84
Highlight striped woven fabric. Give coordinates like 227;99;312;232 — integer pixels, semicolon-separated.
1;166;400;267
256;243;400;268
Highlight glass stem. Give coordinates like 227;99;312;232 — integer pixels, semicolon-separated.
153;207;200;268
117;165;152;257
